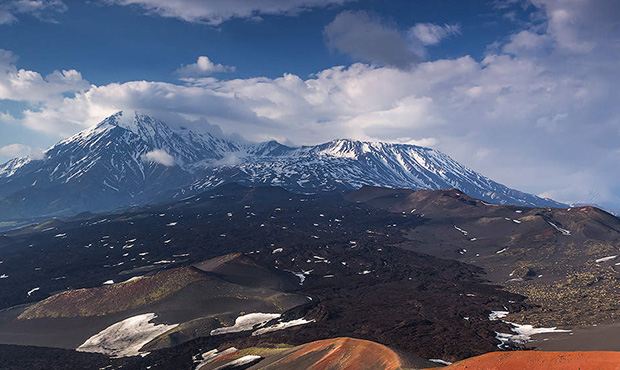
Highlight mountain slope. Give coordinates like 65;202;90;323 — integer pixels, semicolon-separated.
0;111;563;220
0;112;234;219
191;139;560;209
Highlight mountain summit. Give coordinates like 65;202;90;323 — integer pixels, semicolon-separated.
0;111;563;220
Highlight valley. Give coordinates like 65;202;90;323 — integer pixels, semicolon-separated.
0;184;617;369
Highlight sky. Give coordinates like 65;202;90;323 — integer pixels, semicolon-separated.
0;0;619;211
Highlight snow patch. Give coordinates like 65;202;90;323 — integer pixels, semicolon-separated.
429;359;453;366
595;255;617;263
488;310;509;321
77;313;178;357
194;347;238;369
489;309;570;349
453;225;468;235
220;355;262;368
547;221;571;235
252;318;315;336
495;324;571;348
210;313;281;336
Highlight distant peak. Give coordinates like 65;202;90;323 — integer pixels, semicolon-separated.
91;110;170;136
94;111;123;128
323;138;429;150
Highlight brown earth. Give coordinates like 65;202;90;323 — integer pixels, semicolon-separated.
256;337;403;370
197;337;404;370
435;351;620;370
18;267;206;319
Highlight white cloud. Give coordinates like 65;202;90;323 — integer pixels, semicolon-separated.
3;0;620;210
0;0;67;25
103;0;351;25
0;143;43;159
211;152;243;167
394;137;438;147
503;30;550;54
142;149;175;166
409;23;461;45
0;49;89;104
176;56;235;78
530;0;620;54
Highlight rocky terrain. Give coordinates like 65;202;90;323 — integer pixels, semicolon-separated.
347;186;620;328
194;337;406;370
439;351;620;369
0;184;618;369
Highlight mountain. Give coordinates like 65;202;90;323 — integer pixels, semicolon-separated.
0;111;563;220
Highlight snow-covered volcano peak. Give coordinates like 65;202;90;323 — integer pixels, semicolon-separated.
312;139;373;159
311;138;432;160
96;111;176;145
0;112;565;220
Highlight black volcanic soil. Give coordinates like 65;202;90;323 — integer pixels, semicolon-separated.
0;344;113;370
347;186;620;328
0;261;306;349
1;184;618;368
0;184;531;368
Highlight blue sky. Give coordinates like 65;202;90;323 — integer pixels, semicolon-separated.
1;1;522;84
0;0;619;211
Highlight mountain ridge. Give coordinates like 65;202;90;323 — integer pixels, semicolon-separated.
0;111;564;220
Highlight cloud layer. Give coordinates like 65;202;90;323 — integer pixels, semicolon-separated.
103;0;351;25
0;143;43;159
0;0;67;25
1;0;619;211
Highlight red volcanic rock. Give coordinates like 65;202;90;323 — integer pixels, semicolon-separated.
259;337;403;370
436;351;620;370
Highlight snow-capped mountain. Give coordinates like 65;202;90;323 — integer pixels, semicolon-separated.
0;111;563;220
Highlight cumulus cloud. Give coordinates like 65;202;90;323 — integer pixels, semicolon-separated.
2;0;620;211
0;49;89;104
531;0;620;54
502;30;551;54
0;143;43;159
409;23;460;45
102;0;351;25
0;0;67;25
176;56;235;78
142;149;175;166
